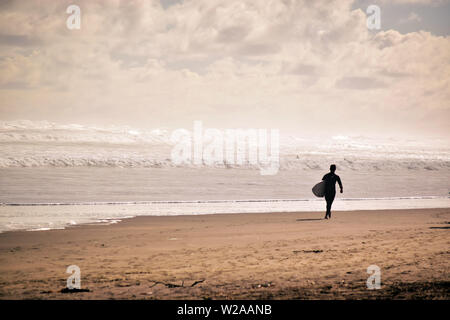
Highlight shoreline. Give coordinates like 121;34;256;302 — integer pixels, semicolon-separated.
2;206;450;235
1;197;449;234
0;208;449;299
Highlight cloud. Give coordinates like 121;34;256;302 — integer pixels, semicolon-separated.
0;0;448;137
399;12;422;24
335;76;387;90
0;33;42;47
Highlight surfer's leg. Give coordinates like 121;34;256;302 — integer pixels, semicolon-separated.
326;198;331;217
325;194;331;218
328;192;336;218
325;192;335;218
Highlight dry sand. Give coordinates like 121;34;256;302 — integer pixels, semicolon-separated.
0;208;449;299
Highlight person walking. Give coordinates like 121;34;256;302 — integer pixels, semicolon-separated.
322;164;343;219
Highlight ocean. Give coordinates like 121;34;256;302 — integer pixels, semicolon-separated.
0;120;449;232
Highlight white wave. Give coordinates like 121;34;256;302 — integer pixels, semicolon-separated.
0;153;448;171
0;120;449;170
1;196;448;206
0;120;171;144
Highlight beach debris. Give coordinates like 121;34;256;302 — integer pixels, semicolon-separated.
293;250;323;254
60;287;90;293
320;285;333;293
190;279;205;287
115;282;133;287
252;282;273;289
150;279;205;288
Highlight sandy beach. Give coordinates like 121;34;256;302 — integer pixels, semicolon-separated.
0;208;448;300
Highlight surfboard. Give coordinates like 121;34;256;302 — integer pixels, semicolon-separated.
312;181;325;197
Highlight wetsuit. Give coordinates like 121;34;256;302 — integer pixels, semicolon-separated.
322;172;343;218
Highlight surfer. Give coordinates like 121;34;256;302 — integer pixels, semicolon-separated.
322;164;343;219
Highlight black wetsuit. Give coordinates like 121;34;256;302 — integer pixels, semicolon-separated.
322;172;343;218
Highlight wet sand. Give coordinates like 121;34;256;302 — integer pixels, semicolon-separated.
0;208;449;299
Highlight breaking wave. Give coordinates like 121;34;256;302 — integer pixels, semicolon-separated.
0;120;449;171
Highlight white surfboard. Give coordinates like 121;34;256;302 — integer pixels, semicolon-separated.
312;181;325;197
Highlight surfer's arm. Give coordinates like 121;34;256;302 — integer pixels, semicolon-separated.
337;176;343;192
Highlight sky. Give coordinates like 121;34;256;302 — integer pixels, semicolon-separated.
0;0;449;137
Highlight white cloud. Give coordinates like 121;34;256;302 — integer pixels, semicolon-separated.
399;12;422;24
0;0;449;136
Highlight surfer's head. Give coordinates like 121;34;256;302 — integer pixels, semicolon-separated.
330;164;336;172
